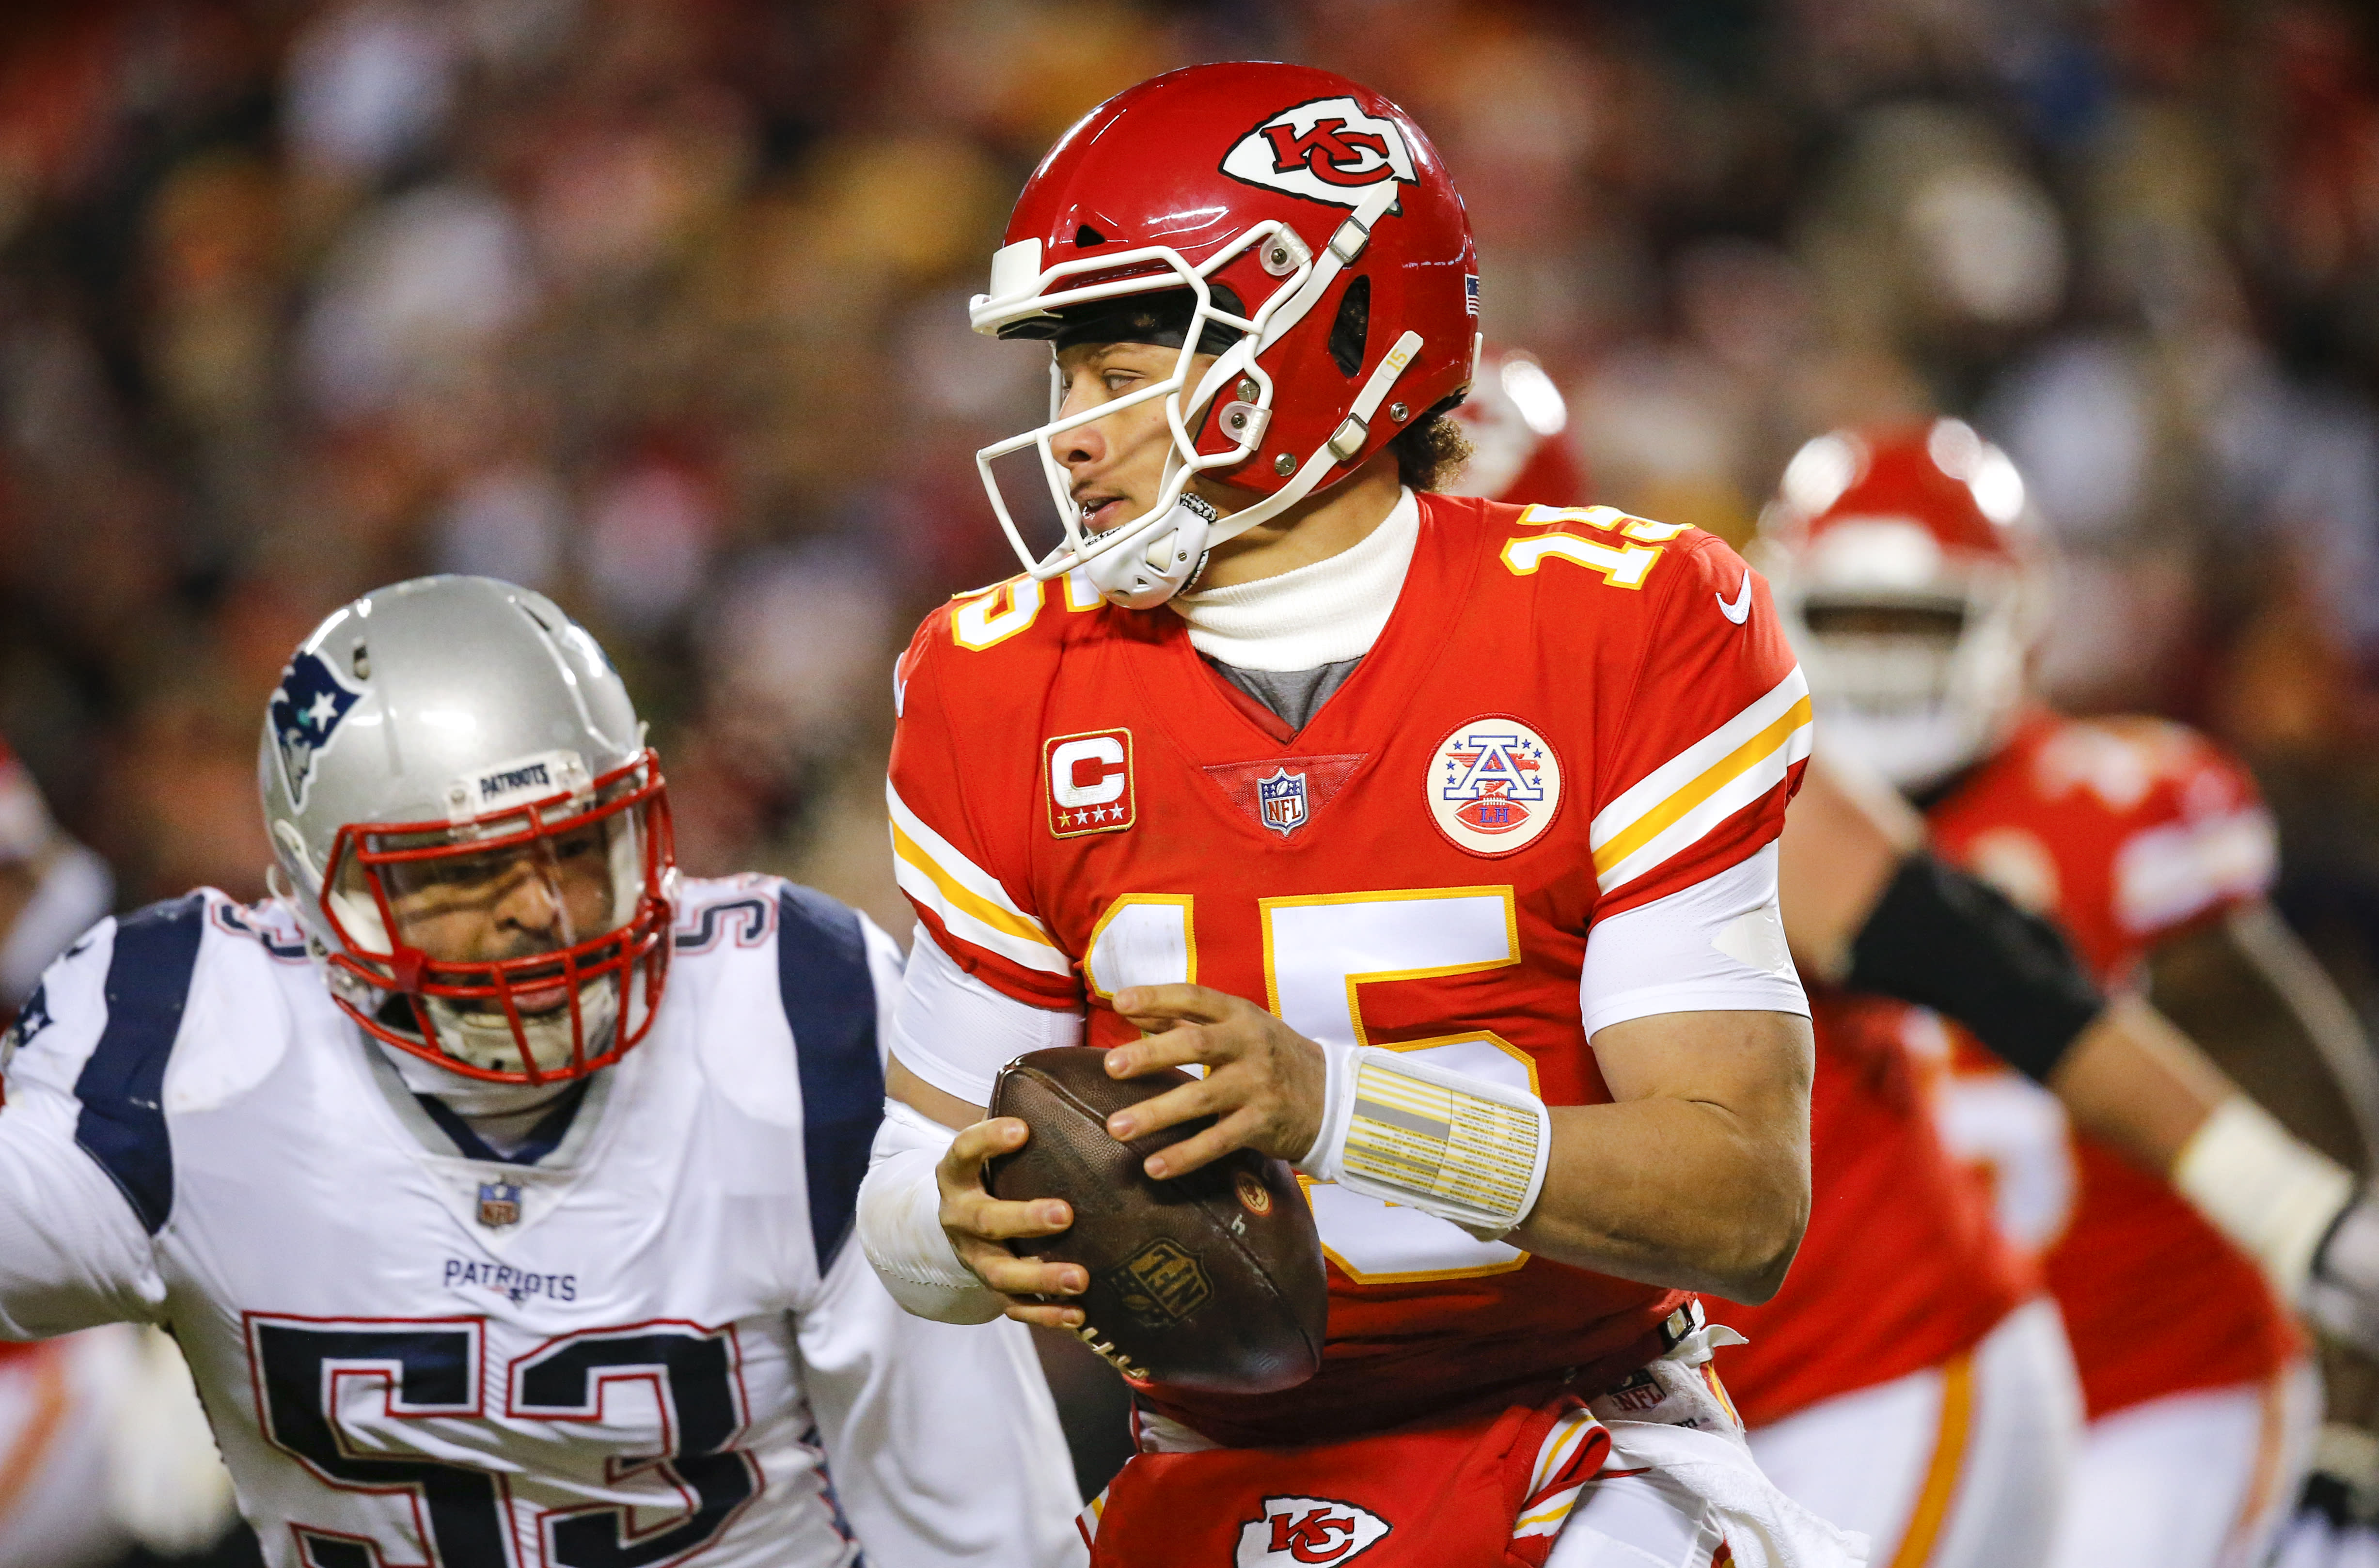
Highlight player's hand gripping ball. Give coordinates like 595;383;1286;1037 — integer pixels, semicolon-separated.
986;1048;1328;1393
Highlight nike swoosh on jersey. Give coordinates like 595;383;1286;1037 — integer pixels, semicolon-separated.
1716;573;1753;624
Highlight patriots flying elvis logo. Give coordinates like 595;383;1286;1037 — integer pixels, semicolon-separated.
270;650;362;810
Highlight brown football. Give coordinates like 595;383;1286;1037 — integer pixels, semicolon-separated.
985;1047;1328;1394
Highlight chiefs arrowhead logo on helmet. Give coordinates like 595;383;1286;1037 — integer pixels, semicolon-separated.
1221;96;1416;211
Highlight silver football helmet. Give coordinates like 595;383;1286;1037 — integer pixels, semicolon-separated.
258;576;675;1083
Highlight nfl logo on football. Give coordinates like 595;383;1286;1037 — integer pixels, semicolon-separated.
1258;767;1308;836
478;1180;523;1229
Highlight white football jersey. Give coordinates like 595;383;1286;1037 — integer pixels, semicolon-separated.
0;876;1084;1568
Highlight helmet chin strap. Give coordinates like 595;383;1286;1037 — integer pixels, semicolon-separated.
1084;329;1427;610
1084;491;1220;609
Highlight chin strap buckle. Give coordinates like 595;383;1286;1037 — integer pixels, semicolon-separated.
1325;329;1427;468
1325;413;1369;464
1328;212;1374;267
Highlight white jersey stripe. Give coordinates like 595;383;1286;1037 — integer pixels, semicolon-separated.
884;783;1071;978
1593;716;1812;894
890;852;1074;978
1589;666;1810;854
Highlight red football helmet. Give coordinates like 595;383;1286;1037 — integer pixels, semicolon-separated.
970;62;1480;607
1445;346;1587;506
1754;420;2050;790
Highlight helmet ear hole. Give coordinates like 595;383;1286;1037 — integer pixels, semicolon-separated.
1075;224;1107;246
1328;275;1371;377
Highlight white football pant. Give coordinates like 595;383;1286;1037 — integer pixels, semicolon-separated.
1543;1331;1868;1568
1745;1296;2080;1568
2048;1358;2320;1568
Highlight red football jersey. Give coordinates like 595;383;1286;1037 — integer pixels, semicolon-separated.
1928;711;2301;1419
1711;990;2036;1427
888;493;1812;1446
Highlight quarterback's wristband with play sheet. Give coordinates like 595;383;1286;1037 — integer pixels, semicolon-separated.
1293;1041;1551;1239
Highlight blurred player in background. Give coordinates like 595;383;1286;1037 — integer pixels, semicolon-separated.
1444;346;1587;514
862;63;1859;1568
0;577;1083;1568
1758;423;2379;1568
0;738;236;1568
1449;375;2379;1566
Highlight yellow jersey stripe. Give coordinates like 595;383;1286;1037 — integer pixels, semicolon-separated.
891;822;1060;952
1591;695;1812;877
1590;666;1809;849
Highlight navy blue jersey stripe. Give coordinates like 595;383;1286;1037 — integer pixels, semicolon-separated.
74;894;205;1234
774;887;883;1270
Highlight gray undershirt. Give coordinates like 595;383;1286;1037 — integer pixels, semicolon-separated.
1206;656;1362;734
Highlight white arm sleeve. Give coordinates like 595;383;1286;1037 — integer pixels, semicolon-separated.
1580;845;1809;1039
0;1079;166;1337
857;1099;1006;1324
799;1238;1087;1568
890;928;1083;1108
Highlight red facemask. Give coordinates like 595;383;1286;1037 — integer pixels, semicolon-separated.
317;750;675;1084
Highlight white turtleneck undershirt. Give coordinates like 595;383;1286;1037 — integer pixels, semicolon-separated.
1170;487;1419;673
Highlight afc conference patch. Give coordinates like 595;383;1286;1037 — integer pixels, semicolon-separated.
477;1180;523;1229
1426;716;1564;857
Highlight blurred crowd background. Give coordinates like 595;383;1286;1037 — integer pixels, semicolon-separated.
0;7;2375;1055
3;0;2379;1561
8;0;2379;990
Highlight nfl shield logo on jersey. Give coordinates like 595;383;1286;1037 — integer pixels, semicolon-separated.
477;1180;523;1229
1257;768;1308;836
1427;717;1565;857
1236;1497;1391;1566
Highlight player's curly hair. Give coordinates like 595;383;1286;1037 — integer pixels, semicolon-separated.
1390;402;1472;492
